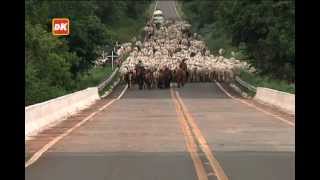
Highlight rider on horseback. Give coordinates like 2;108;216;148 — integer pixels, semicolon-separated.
179;59;188;71
136;60;144;69
163;65;172;89
135;60;145;90
179;58;188;82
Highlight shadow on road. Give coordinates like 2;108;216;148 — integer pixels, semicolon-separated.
119;82;230;99
26;151;197;180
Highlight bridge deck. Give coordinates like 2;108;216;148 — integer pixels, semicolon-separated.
26;82;294;180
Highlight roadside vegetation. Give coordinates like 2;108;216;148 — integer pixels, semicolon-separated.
25;0;152;106
239;70;295;94
76;66;113;91
98;70;121;97
179;0;295;93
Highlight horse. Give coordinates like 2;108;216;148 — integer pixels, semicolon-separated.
163;67;172;89
157;69;166;89
143;69;153;89
179;61;188;85
175;67;187;88
124;70;134;88
135;66;145;90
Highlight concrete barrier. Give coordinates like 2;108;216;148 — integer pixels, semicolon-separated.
254;87;295;115
25;87;100;137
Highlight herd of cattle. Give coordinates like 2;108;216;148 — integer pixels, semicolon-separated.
116;19;255;89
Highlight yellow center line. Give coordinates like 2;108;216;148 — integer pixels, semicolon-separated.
174;90;229;180
171;89;208;180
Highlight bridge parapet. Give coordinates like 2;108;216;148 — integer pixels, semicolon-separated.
254;87;295;115
25;87;100;137
232;76;294;115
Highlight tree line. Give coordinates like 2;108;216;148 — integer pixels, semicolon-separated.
181;0;295;82
25;0;152;106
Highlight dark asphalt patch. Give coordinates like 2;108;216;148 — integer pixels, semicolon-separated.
122;86;173;99
177;83;230;99
214;151;295;180
104;83;126;99
26;152;197;180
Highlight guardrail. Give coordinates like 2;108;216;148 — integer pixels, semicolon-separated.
235;76;256;93
97;50;131;92
232;76;294;115
97;67;119;92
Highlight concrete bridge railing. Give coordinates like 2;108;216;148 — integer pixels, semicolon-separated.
25;87;100;137
254;87;295;115
234;76;295;115
25;51;127;138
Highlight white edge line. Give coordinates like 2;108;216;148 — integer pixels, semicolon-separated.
25;85;128;168
117;84;128;100
214;81;294;127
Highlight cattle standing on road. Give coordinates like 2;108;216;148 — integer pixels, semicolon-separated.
135;61;145;90
119;20;254;86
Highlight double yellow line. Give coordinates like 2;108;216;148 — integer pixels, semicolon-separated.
171;89;229;180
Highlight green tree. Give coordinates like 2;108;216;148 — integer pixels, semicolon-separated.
181;0;295;81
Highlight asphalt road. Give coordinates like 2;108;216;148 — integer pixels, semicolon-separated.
26;83;294;180
156;0;180;20
25;1;294;179
177;83;294;180
26;85;197;180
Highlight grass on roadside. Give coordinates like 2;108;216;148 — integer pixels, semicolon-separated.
98;71;121;96
76;65;113;90
239;70;295;94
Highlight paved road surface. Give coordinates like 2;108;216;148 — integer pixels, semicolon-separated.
156;0;180;20
26;85;197;180
26;83;294;180
177;83;294;180
26;1;294;179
